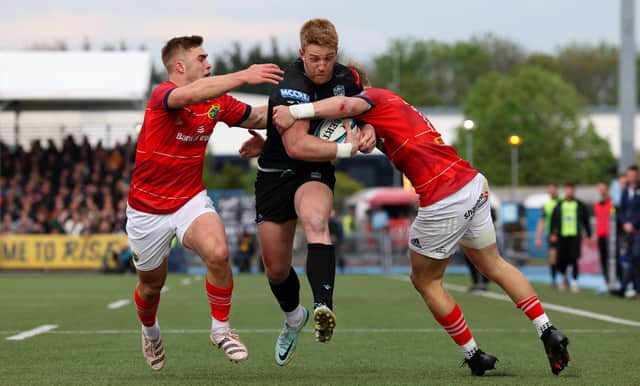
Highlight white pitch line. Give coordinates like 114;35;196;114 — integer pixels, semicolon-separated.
107;299;131;309
6;325;58;340
391;276;640;327
160;286;169;294
181;278;192;286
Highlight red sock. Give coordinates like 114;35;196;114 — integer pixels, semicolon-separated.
434;303;473;346
516;294;545;320
206;279;233;322
134;288;160;327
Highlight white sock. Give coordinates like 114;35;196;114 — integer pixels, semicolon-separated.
533;313;552;337
285;304;305;327
461;338;479;360
211;317;230;332
142;321;160;340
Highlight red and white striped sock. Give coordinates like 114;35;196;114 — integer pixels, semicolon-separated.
516;294;552;337
134;288;160;339
434;303;478;359
206;279;233;331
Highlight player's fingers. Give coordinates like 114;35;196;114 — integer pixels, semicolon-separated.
261;63;284;73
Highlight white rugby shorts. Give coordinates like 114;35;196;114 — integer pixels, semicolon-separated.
126;190;217;271
408;173;496;259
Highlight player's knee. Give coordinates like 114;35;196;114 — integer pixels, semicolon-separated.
202;242;229;266
301;213;328;237
138;282;162;299
263;261;290;282
411;272;440;299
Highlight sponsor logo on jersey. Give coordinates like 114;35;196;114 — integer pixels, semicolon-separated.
310;171;322;179
410;238;422;248
207;104;221;119
280;88;310;103
333;84;345;96
176;131;210;142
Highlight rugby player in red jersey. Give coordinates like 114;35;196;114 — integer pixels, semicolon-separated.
271;67;571;376
126;35;283;370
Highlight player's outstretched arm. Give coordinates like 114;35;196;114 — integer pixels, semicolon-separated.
167;64;284;109
273;96;370;132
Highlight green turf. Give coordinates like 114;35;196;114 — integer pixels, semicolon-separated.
1;273;639;385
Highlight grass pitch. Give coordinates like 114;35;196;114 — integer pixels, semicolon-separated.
1;272;639;385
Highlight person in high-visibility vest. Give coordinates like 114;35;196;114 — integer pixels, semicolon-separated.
535;183;560;288
550;182;592;293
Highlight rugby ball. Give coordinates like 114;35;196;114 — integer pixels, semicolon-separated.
313;118;356;143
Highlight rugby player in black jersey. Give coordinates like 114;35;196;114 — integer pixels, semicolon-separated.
249;18;371;366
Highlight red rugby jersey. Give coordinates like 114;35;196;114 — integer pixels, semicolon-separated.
356;88;477;207
128;81;250;214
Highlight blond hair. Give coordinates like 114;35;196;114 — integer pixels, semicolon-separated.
300;19;338;50
346;61;370;87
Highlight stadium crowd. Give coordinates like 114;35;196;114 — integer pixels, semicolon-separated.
0;135;134;235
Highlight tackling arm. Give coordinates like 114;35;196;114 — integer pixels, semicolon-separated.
166;64;283;109
273;96;371;131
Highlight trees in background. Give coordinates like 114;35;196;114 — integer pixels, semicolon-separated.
457;67;615;185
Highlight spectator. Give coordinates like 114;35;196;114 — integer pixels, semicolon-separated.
234;229;257;273
329;210;346;272
593;181;614;288
1;134;136;236
619;165;640;298
549;182;592;293
535;183;560;288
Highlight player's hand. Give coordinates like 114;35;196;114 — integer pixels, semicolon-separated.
623;222;636;234
272;105;296;132
358;123;377;153
549;234;558;243
242;64;284;85
238;129;265;159
344;120;361;157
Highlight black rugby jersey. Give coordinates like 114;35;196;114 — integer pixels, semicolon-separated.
258;58;362;170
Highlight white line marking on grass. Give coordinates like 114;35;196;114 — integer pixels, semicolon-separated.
181;278;192;286
160;286;169;294
107;299;131;309
391;276;640;327
6;325;58;340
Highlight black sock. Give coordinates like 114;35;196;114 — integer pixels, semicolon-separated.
550;265;557;283
306;243;336;309
268;267;300;312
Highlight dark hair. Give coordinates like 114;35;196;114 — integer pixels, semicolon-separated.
565;182;576;188
161;35;203;71
628;164;639;172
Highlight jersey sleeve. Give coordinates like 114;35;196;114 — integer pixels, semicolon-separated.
354;90;376;108
148;82;177;111
217;94;252;126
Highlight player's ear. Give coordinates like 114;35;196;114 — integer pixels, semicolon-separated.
176;60;185;74
298;48;305;58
